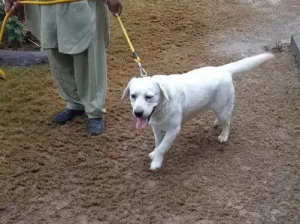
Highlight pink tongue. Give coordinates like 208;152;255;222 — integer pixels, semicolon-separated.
136;118;148;130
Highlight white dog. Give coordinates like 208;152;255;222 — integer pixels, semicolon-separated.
121;53;275;170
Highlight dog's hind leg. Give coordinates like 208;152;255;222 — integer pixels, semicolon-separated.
217;116;230;143
215;100;234;143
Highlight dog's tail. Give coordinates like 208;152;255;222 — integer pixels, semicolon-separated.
219;52;275;76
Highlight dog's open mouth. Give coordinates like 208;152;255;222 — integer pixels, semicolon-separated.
136;117;148;130
135;106;156;130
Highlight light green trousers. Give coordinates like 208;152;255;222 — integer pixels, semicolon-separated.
25;0;110;118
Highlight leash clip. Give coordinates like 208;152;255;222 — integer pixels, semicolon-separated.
132;52;147;77
137;62;147;77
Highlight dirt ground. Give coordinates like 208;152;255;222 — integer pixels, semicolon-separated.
0;0;300;223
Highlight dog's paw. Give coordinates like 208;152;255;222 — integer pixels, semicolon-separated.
218;134;228;143
150;157;163;170
149;151;156;160
149;150;164;170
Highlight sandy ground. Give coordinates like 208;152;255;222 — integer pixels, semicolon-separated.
0;0;300;223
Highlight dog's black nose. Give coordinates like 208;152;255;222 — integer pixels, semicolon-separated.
134;110;144;118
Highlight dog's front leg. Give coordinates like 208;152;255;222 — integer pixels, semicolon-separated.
152;126;164;148
149;126;181;170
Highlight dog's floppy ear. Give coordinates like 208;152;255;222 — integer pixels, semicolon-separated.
121;85;130;100
121;78;135;100
156;81;170;101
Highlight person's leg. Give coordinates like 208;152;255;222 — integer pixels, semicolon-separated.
72;45;107;119
47;49;85;124
72;1;110;135
72;43;107;135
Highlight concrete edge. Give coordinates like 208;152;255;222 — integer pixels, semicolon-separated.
0;49;49;66
291;35;300;69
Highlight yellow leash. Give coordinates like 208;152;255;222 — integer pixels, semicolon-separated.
0;0;147;80
116;16;147;77
0;6;14;80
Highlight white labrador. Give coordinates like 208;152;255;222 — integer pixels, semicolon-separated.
121;53;274;170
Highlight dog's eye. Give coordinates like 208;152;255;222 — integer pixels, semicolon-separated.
145;95;153;100
131;94;137;99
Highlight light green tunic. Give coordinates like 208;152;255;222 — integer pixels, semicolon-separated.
24;0;110;118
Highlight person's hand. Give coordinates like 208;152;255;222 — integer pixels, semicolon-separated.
107;0;122;17
4;0;25;22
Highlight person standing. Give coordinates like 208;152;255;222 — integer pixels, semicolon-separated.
4;0;122;136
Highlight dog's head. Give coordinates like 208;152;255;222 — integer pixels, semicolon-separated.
121;76;170;130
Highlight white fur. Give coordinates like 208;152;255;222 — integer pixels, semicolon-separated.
122;53;275;170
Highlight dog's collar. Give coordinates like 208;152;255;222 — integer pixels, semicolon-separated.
148;106;157;122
